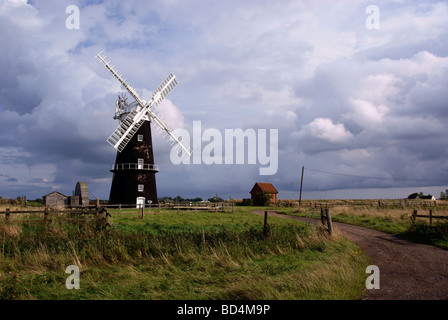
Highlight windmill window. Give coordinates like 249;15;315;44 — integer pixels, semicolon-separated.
138;184;144;192
137;134;143;142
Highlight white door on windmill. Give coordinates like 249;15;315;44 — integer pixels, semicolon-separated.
136;197;145;209
138;158;144;169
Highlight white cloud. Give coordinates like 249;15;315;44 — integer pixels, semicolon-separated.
1;0;448;200
347;98;389;128
296;118;354;144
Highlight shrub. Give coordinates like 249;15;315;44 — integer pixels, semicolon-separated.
239;199;253;206
277;200;298;208
252;192;272;206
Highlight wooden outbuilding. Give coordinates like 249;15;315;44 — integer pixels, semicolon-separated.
250;182;278;204
43;191;68;209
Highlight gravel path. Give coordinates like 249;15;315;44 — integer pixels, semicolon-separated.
253;210;448;300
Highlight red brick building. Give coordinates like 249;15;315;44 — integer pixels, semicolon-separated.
250;182;278;204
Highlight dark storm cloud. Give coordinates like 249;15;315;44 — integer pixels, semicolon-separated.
0;0;447;200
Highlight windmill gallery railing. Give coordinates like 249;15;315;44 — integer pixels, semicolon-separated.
111;163;160;171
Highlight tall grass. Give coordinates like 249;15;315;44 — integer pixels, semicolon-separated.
287;205;448;249
0;210;369;300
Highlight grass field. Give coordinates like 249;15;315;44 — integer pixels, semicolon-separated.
0;207;369;300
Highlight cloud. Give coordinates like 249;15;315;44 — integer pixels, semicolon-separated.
0;0;447;200
296;118;354;144
347;98;389;128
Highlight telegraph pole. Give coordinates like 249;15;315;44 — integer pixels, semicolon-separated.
299;166;304;206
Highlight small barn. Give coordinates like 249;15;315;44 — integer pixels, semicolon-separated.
43;191;68;209
250;182;278;204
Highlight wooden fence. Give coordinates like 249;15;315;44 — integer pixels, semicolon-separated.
105;202;235;213
0;201;235;228
411;209;448;227
301;208;333;235
0;206;111;229
295;199;443;209
320;208;333;235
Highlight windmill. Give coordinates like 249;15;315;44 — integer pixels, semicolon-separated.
96;52;191;206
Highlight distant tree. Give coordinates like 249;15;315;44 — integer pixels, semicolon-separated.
440;191;447;200
208;194;224;202
184;197;200;202
174;196;185;203
159;196;204;203
253;191;272;206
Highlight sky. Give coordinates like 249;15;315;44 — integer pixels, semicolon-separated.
0;0;447;201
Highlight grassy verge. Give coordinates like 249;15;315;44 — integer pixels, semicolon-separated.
0;209;369;300
282;206;448;250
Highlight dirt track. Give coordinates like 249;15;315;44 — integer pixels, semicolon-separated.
253;211;448;300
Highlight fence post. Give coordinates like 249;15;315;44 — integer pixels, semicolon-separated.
140;206;144;219
44;206;49;223
429;209;433;227
264;210;268;236
119;204;121;214
232;202;235;213
326;208;333;235
5;208;10;222
320;207;325;226
412;210;417;225
105;210;112;229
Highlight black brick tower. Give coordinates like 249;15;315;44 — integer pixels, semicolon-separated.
109;120;159;205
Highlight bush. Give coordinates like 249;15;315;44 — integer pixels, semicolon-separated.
277;200;298;208
253;192;272;206
239;199;253;206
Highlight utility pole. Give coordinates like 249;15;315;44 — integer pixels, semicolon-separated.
299;166;304;206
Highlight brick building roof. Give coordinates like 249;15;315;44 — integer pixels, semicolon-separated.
250;182;278;194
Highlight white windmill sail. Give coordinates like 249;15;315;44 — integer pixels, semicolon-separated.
96;52;191;158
